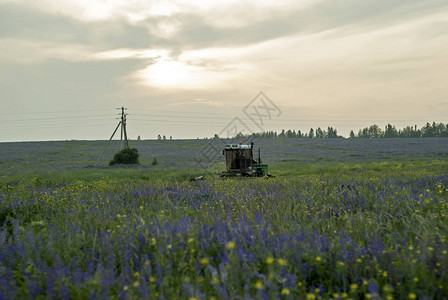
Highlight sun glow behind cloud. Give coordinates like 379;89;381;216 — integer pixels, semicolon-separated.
138;58;239;89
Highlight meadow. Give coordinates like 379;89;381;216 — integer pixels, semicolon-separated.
0;138;447;299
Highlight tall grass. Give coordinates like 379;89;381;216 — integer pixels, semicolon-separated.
1;166;447;299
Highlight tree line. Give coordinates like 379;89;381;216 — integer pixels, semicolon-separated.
234;126;341;139
229;122;448;139
350;122;448;138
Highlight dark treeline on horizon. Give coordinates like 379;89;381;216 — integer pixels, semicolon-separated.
228;122;448;139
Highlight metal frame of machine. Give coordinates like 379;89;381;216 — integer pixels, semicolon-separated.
219;142;269;177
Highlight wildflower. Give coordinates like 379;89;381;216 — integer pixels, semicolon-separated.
167;244;172;249
408;293;417;299
306;293;316;300
226;241;236;250
188;238;194;243
428;247;434;252
382;271;388;277
337;261;344;266
134;272;140;277
356;258;362;263
123;285;129;291
133;281;140;288
255;280;264;290
363;280;368;285
333;293;340;298
211;277;220;284
281;288;290;295
151;238;156;245
190;297;200;300
277;258;287;266
383;285;393;293
414;277;418;283
149;276;156;283
315;256;322;262
350;284;358;290
266;257;275;264
200;257;209;265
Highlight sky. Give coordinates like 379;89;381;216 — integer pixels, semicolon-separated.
1;0;447;141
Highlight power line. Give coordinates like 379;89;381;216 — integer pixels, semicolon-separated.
1;108;116;116
0;114;113;124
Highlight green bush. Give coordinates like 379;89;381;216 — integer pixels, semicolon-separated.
109;148;140;166
152;157;158;165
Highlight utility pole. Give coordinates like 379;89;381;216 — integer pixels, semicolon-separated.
109;107;129;149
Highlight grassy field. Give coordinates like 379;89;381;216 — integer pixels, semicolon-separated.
0;138;447;299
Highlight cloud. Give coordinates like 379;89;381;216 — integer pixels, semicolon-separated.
172;98;226;107
1;0;448;140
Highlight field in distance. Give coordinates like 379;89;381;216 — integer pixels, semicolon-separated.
0;137;447;183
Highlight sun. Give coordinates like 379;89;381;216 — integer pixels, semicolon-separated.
140;59;210;89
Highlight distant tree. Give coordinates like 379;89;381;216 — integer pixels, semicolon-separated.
278;129;286;138
316;127;323;138
170;136;172;140
327;126;338;138
349;130;355;138
384;124;398;138
308;128;314;138
163;135;166;140
137;135;141;141
152;157;158;165
157;134;161;140
213;134;219;139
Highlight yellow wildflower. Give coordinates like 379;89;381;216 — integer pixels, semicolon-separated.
306;293;316;300
226;241;236;250
277;258;287;266
282;288;290;295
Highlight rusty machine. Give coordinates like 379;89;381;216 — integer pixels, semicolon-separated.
219;142;269;177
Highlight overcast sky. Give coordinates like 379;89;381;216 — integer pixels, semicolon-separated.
1;0;447;141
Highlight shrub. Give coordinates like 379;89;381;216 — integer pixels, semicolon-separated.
152;157;158;165
109;148;140;166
